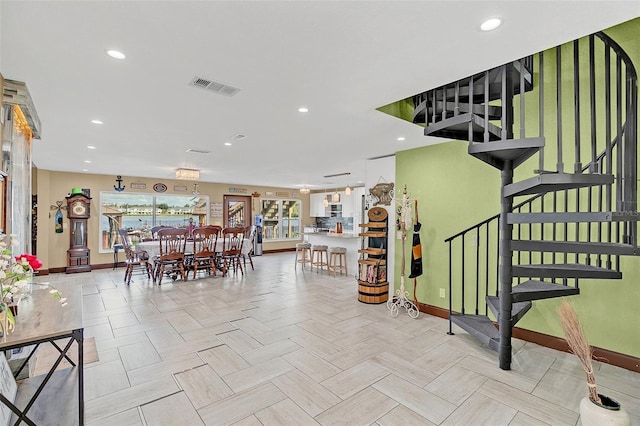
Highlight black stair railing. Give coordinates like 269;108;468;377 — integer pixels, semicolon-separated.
436;31;637;345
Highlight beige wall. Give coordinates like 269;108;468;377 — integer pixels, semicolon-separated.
35;170;310;270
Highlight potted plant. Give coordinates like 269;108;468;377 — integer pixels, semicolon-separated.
558;300;630;426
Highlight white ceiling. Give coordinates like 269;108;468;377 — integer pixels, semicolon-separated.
2;1;639;191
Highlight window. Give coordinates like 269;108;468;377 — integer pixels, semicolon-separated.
260;199;300;241
99;192;209;252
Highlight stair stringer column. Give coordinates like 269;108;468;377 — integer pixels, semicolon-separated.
499;159;514;370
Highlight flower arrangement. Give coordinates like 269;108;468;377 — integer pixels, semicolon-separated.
0;234;63;335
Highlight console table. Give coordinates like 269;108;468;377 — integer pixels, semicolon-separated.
0;283;84;425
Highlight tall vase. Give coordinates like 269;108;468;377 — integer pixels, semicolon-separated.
580;394;630;426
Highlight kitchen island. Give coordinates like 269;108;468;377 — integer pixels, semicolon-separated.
303;232;360;275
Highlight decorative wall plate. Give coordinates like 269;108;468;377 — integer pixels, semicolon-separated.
153;183;167;193
368;206;388;221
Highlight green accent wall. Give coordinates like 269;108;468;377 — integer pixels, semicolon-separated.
393;17;640;358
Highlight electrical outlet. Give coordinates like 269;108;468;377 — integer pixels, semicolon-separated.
439;288;446;298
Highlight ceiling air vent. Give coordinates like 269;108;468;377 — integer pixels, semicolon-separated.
189;76;241;97
186;148;211;154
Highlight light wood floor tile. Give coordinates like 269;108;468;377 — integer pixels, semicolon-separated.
242;339;301;365
253;324;302;346
373;374;456;424
597;361;640;399
441;392;517;426
118;340;161;371
321;360;390;400
297;319;343;341
272;370;341;417
85;359;131;401
197;382;287;425
509;411;551;426
85;322;114;342
324;340;385;370
111;319;168;338
424;364;488;405
86;376;180;423
156;335;223;359
290;330;342;358
282;349;342;382
198;344;251;376
168;311;204;333
108;312;140;330
231;317;274;336
375;404;437;426
145;325;185;349
328;328;377;350
263;313;311;330
181;321;238;341
216;329;263;354
127;352;205;386
255;398;320;425
94;331;149;353
458;355;539;392
174;364;233;409
531;367;584;411
140;391;204;425
478;379;579;425
315;387;398;426
369;351;438;388
223;357;294;393
411;339;468;374
230;415;263;426
85;407;142;426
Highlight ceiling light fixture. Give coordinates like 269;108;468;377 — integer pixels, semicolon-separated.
332;189;340;203
106;49;126;60
84;160;91;163
91;119;103;125
397;136;406;141
224;142;232;146
299;187;310;194
323;197;329;208
175;168;200;180
345;186;352;196
480;18;502;32
87;145;96;150
298;107;309;113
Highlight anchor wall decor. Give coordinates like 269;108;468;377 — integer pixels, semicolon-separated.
114;176;125;192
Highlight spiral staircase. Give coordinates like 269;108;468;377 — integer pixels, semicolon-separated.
411;31;638;370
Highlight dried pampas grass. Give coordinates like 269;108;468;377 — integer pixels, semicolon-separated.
558;300;601;403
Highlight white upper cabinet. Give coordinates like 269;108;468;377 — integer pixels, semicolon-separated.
310;193;328;217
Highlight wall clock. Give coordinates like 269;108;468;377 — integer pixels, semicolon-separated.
153;183;167;193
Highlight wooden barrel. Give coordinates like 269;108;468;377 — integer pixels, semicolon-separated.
357;281;389;304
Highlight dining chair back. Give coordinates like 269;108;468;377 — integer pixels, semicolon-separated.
117;228;152;284
221;227;245;275
242;225;256;270
190;226;221;279
155;227;188;284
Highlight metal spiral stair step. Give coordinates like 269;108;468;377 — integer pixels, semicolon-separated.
486;296;532;326
511;280;580;302
508;211;640;224
449;313;500;351
512;263;622;279
511;239;638;255
468;137;544;169
413;100;502;123
503;173;613;198
424;112;502;142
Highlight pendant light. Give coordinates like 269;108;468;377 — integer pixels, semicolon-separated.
332;188;340;203
345;186;352;196
323;196;329;207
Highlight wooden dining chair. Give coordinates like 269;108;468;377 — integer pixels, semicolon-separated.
190;226;220;279
242;225;256;271
221;227;245;275
154;227;188;285
118;228;152;284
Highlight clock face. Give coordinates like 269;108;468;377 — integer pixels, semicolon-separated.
72;201;87;216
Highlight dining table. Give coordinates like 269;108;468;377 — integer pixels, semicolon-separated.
135;237;252;260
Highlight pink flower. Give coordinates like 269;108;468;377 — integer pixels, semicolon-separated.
15;254;42;271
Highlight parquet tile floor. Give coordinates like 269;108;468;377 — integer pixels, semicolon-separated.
40;253;639;425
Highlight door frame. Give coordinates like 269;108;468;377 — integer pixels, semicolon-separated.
223;195;252;228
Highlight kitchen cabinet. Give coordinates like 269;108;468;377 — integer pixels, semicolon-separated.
310;193;328;217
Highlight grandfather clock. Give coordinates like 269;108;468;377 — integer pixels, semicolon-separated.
66;193;91;273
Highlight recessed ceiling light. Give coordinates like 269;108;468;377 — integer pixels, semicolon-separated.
480;18;502;32
397;136;406;141
87;145;96;150
224;142;232;146
106;49;126;60
91;119;103;125
84;160;92;163
81;169;89;172
298;107;309;113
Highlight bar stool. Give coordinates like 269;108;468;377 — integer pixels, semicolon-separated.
311;245;329;273
295;242;312;269
328;246;348;277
